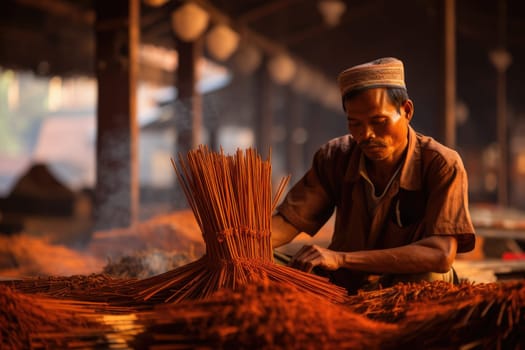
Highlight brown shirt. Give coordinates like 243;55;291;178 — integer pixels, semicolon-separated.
277;126;475;255
277;127;475;292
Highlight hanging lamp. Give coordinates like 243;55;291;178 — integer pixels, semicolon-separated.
317;0;346;27
234;43;262;74
267;54;296;85
171;2;210;42
206;25;240;61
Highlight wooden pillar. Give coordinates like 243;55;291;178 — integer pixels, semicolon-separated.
490;0;511;207
94;0;140;230
496;63;509;207
171;37;203;209
255;62;273;158
285;88;303;183
443;0;456;149
304;99;322;165
175;38;203;156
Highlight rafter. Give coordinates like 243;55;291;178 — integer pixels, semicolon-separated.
281;0;385;47
15;0;95;24
237;0;305;24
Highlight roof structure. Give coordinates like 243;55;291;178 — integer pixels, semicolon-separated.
1;0;524;138
2;0;524;225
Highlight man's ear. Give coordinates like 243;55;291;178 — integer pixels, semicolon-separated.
403;99;414;122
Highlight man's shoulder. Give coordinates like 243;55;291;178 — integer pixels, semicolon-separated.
415;132;463;167
313;135;359;173
321;134;358;154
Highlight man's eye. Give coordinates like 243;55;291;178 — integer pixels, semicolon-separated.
347;120;360;127
371;118;387;125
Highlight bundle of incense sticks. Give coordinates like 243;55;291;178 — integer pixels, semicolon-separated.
129;146;348;304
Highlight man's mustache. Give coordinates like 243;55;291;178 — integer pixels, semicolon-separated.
359;140;387;148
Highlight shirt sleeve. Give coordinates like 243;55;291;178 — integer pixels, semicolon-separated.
276;148;336;236
424;151;476;253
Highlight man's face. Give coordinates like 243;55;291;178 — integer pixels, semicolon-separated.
344;88;412;163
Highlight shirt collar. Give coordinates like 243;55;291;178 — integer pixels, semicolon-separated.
399;126;421;190
344;138;362;183
344;126;422;190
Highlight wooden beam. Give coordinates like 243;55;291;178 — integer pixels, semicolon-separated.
192;0;285;56
15;0;95;24
0;23;93;75
94;0;140;230
141;7;169;30
237;0;304;24
282;23;327;47
282;0;385;47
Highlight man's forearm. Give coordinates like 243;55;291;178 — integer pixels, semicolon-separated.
271;214;300;248
290;235;458;274
340;236;457;274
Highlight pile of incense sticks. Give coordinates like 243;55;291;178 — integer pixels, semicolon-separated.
399;280;525;349
346;280;525;349
127;146;348;304
3;276;525;348
346;280;522;322
5;274;138;304
0;284;116;349
131;280;397;350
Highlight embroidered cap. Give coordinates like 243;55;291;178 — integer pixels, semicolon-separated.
337;57;406;97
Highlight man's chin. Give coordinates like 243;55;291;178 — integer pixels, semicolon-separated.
363;149;388;160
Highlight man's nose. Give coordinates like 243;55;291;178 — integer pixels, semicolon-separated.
362;124;375;139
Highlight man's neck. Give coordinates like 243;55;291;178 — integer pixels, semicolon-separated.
364;147;407;195
366;148;406;178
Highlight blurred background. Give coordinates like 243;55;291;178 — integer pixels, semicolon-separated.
0;0;524;281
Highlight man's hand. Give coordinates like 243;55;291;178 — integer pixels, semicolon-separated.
289;245;343;273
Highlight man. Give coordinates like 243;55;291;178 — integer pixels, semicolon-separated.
272;57;475;294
